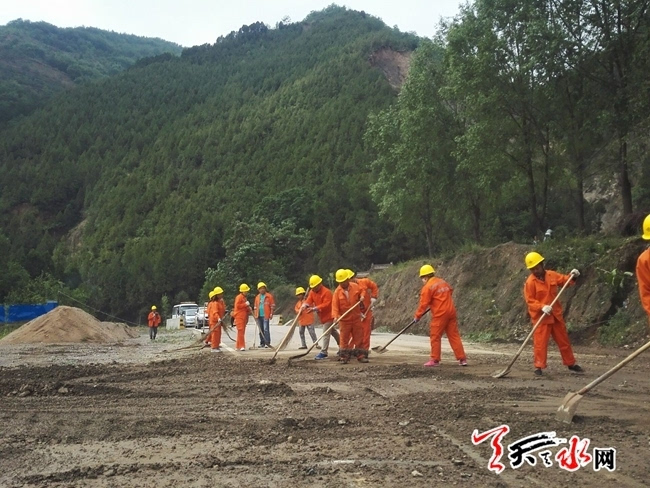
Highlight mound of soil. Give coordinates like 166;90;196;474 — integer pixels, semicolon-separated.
0;306;138;345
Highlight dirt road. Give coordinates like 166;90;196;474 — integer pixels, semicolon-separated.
1;328;649;487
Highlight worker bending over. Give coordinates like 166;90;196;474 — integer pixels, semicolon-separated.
414;264;467;367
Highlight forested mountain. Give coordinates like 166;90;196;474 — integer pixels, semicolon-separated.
3;2;649;322
0;7;418;317
0;19;182;124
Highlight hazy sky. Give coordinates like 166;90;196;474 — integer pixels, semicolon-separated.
0;1;462;47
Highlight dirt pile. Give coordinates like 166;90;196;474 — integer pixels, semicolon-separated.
373;240;650;345
0;306;138;345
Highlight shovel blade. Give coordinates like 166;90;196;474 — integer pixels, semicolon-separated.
372;346;387;354
556;391;583;424
492;367;511;378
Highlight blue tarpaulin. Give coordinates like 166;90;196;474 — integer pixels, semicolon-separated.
0;302;58;323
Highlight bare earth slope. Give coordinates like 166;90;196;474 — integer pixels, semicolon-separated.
373;241;649;346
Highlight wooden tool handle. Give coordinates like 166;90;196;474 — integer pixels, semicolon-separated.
578;339;650;395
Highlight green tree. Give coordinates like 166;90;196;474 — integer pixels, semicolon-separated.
366;40;458;255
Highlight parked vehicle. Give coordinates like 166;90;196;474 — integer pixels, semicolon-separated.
196;305;208;328
171;302;199;328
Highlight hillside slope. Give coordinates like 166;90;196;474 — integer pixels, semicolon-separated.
373;237;649;347
0;7;418;317
0;19;182;124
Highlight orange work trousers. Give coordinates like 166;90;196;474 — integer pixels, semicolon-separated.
429;314;466;362
235;321;246;350
360;311;373;352
339;320;365;359
533;316;576;369
209;323;222;350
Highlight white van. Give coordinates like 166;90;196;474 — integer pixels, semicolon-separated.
172;302;199;328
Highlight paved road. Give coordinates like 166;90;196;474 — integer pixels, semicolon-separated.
205;321;507;360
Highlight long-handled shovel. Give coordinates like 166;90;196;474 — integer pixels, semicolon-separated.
492;276;575;378
288;301;361;363
269;309;303;364
371;309;430;354
556;339;650;424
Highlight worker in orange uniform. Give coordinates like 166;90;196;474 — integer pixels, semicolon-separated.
414;264;467;367
332;268;367;363
350;269;378;359
295;287;320;349
232;284;253;351
636;215;650;324
524;252;584;376
147;305;162;340
303;275;339;360
254;282;275;348
207;287;226;353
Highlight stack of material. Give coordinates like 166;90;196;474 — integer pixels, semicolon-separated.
0;306;138;344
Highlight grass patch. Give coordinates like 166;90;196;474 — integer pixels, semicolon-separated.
464;329;511;343
0;324;22;340
598;308;647;346
537;235;630;271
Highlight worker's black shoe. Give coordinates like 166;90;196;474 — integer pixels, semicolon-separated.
568;364;585;373
534;368;543;376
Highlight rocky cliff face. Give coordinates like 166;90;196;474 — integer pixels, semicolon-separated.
369;48;412;89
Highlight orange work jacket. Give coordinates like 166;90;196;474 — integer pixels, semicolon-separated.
356;277;378;309
637;248;650;318
232;293;251;324
332;282;363;326
304;286;333;323
294;299;315;326
524;270;574;325
254;292;275;319
207;300;223;327
147;311;161;327
415;277;456;320
216;299;226;323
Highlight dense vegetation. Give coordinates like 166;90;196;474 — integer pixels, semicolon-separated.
367;0;650;255
0;19;182;124
2;3;649;322
0;7;418;318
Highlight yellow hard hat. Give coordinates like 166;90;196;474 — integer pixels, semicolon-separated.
309;275;323;288
257;281;267;290
419;264;435;277
213;286;224;295
151;305;157;310
525;252;545;269
346;269;355;279
239;283;250;293
335;268;349;283
295;286;306;296
643;214;650;240
208;290;216;299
